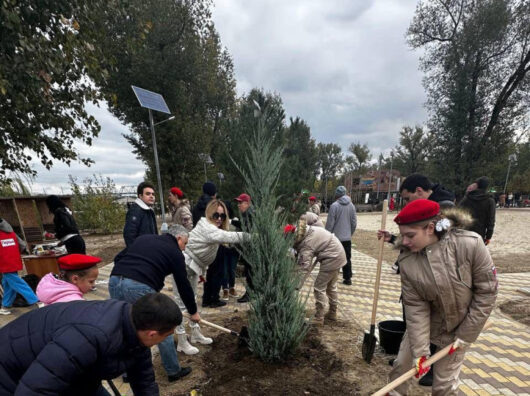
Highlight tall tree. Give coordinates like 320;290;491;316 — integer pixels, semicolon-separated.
393;125;430;175
408;0;530;192
316;143;343;201
0;0;123;181
97;0;236;198
214;88;285;200
276;117;318;201
348;142;372;173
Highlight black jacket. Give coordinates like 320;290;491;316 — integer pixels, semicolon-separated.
459;190;496;240
123;201;158;247
192;194;213;226
112;234;197;315
429;184;456;208
53;207;80;239
0;300;158;396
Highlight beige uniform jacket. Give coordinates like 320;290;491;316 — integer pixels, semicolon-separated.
399;229;498;358
295;226;346;273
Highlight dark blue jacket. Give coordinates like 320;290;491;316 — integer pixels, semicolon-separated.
0;300;158;396
123;201;158;247
112;234;198;315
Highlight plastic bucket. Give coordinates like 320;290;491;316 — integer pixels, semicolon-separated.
378;320;406;355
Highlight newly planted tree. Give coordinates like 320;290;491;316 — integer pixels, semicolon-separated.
235;104;308;362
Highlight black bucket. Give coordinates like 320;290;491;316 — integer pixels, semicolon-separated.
378;320;406;355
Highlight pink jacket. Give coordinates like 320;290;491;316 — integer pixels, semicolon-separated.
36;273;83;305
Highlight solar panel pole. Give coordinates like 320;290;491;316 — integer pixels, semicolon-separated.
149;109;168;233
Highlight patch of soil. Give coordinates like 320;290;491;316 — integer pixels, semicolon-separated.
83;233;125;265
490;253;530;274
499;297;530;326
199;315;359;396
352;229;400;265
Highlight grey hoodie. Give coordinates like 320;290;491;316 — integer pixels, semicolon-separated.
325;196;357;242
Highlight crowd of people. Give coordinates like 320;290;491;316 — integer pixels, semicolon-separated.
0;172;499;395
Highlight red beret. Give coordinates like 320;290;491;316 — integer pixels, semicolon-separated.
58;254;101;271
170;187;184;198
394;199;440;225
308;196;316;201
284;224;296;234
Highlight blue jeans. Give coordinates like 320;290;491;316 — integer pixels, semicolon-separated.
108;275;182;376
1;272;38;307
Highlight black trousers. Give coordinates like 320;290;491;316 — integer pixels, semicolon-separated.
64;235;86;254
341;240;352;281
203;246;225;304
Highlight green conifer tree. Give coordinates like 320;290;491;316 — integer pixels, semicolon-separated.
235;104;308;362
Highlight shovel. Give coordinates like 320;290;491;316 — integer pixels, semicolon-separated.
362;199;388;363
184;313;250;347
372;321;493;395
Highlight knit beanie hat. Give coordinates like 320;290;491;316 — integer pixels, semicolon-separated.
335;185;347;198
202;181;217;196
475;176;489;191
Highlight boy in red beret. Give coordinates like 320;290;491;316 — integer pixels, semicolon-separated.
308;196;321;215
36;254;100;305
385;200;497;395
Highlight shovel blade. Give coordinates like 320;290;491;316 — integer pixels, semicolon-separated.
362;331;377;363
238;326;250;348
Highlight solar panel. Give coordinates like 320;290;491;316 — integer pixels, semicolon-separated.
131;85;171;114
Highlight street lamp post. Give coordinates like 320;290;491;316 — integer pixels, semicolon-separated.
503;154;517;194
387;151;394;200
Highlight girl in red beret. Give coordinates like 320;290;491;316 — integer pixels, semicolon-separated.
36;254;100;305
387;199;497;395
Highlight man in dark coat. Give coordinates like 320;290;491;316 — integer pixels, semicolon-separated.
110;224;200;382
123;181;158;247
399;173;455;208
0;293;180;395
191;181;217;226
459;176;496;244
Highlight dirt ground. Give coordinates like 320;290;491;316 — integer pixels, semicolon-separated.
151;313;428;396
499;297;530;326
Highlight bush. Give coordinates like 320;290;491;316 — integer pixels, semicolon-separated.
69;174;125;234
236;104;308;362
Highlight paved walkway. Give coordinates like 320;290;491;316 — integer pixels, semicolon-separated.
2;247;529;395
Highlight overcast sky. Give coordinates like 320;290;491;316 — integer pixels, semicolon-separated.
29;0;426;194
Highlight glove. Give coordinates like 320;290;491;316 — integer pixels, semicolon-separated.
414;356;431;378
484;239;490;246
449;338;470;355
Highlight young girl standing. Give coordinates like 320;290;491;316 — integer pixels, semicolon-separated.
387;199;497;395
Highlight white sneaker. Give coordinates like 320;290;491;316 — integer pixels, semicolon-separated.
0;308;12;315
176;333;199;355
391;264;399;273
190;327;213;345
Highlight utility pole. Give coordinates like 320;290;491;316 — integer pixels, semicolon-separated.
503;154;516;194
387;151;394;200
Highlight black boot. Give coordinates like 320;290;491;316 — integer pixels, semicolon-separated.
168;367;192;382
237;292;250;303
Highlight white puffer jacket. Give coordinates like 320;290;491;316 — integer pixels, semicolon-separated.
184;217;249;276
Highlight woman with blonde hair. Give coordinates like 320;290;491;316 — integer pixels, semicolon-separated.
173;199;249;355
385;199;497;395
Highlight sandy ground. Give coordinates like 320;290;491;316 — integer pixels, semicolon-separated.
350;209;530;274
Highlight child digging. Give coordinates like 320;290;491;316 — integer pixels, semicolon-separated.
36;254;100;305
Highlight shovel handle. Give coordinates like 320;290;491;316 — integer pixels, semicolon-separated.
372;321;493;396
183;313;239;336
370;200;388;326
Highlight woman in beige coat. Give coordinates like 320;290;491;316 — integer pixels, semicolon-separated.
291;219;346;325
387;199;497;395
